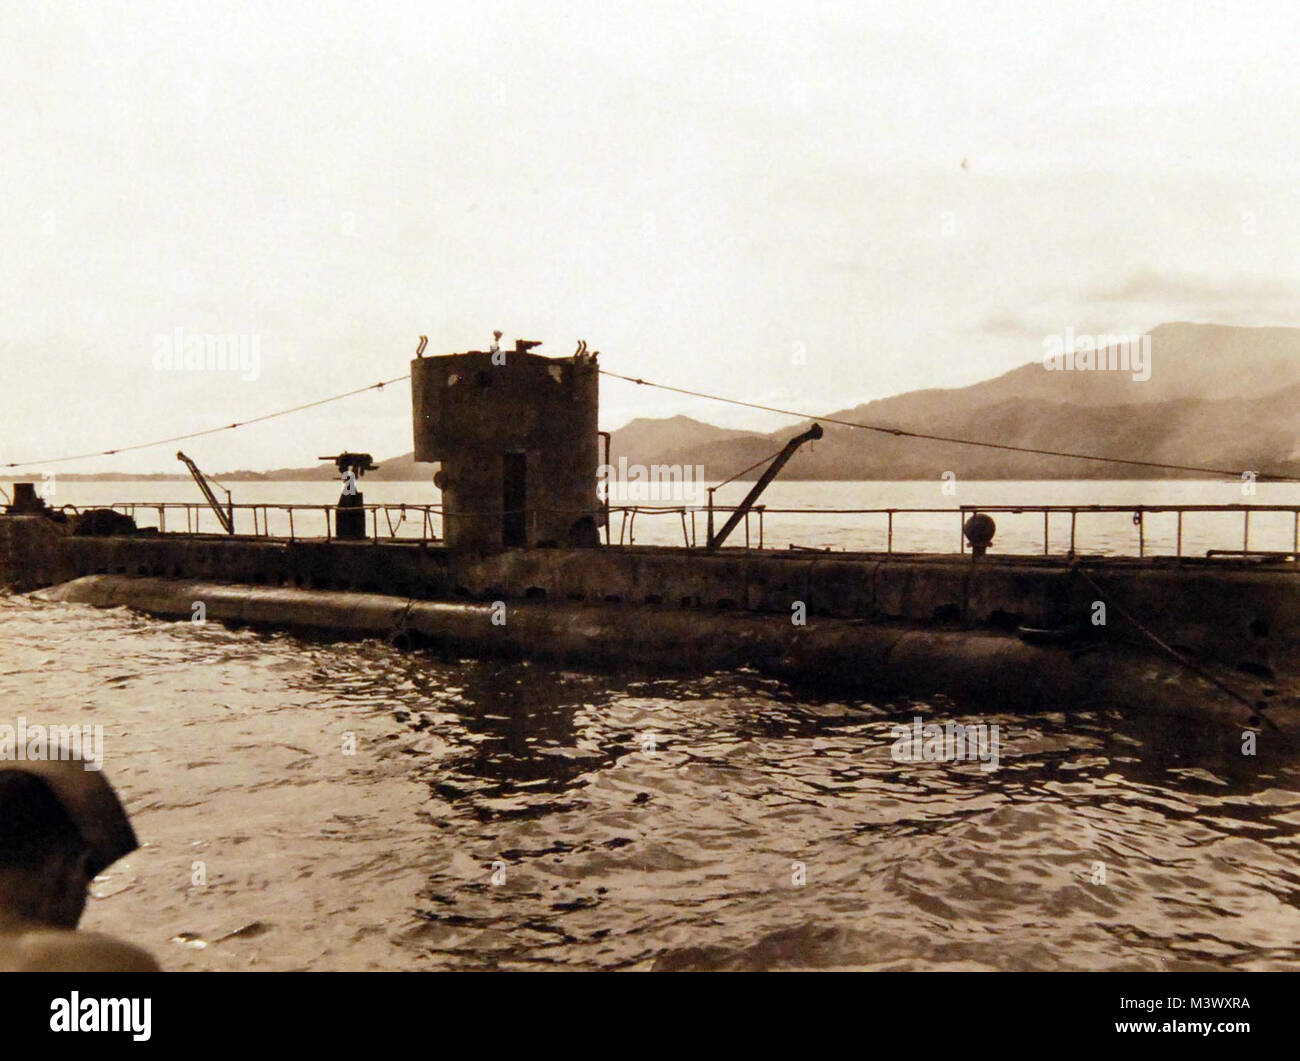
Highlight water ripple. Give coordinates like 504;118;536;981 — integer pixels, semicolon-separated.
1;595;1297;970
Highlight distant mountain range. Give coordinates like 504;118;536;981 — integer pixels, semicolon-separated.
604;322;1300;481
19;322;1300;482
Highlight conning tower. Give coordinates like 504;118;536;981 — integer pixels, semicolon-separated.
411;339;601;550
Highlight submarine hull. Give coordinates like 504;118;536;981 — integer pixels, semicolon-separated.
39;575;1299;743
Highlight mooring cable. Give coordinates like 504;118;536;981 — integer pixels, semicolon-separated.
1072;564;1286;739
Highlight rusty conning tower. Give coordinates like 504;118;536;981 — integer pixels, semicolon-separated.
412;340;601;550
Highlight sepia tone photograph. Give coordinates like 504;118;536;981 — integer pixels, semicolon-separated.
1;0;1294;1040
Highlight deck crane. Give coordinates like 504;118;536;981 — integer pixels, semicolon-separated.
706;423;823;550
176;451;234;534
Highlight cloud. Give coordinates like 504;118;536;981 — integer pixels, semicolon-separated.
977;312;1045;337
1087;269;1291;307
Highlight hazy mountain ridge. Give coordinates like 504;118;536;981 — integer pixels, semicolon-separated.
637;322;1300;480
14;323;1298;482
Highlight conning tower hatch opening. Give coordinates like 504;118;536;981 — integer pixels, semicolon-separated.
503;453;527;547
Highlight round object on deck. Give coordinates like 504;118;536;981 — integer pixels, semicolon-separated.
963;513;996;551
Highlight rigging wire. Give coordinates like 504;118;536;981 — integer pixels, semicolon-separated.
598;368;1300;484
2;359;1297;486
714;446;791;490
1;374;410;471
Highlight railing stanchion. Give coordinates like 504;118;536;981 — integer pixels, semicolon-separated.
59;500;1300;559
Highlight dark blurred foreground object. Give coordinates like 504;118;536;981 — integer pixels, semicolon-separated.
0;757;158;971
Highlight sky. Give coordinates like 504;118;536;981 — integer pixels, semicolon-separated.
3;0;1299;474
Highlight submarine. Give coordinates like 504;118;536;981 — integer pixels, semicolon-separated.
2;337;1298;744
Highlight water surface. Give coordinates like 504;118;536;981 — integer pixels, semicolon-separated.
2;585;1298;970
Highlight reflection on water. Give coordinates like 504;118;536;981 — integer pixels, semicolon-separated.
2;592;1299;970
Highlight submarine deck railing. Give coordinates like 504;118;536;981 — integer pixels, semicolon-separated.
43;500;1300;560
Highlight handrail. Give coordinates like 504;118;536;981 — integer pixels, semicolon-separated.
47;499;1300;560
